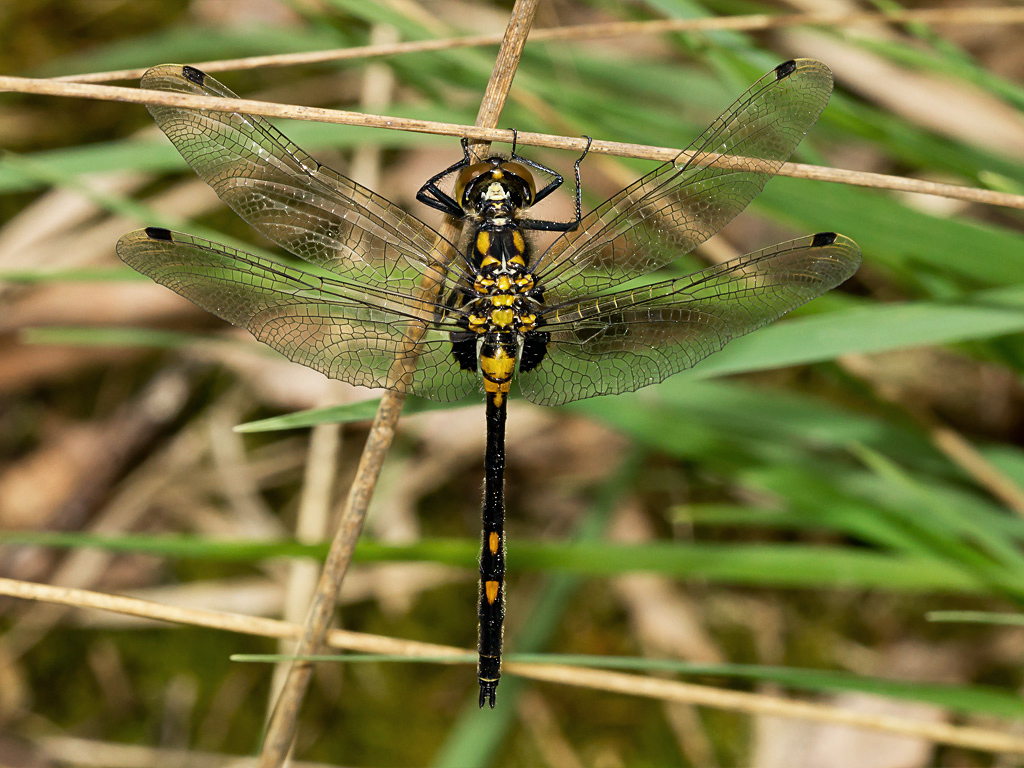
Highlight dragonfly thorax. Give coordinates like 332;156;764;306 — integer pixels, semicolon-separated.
465;226;541;338
459;220;545;407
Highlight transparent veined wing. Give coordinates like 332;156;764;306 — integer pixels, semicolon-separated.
532;59;834;305
140;64;472;293
519;233;861;406
117;227;479;403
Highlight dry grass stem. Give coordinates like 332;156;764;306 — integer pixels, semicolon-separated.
840;355;1024;516
928;423;1024;516
517;690;588;768
266;26;397;727
509;662;1024;755
254;395;404;763
51;6;1024;84
38;735;346;768
3;575;1023;755
2;74;1019;211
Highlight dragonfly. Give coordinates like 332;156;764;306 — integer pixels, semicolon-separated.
117;59;861;708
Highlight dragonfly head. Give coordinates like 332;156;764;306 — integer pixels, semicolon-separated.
456;157;536;219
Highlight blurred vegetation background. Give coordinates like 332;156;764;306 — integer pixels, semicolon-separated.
2;0;1024;766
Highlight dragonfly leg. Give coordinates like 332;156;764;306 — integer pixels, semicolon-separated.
416;138;475;216
518;136;591;232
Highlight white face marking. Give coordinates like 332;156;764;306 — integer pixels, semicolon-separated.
483;182;508;202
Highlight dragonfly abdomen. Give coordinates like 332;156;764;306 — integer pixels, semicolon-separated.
479;334;518;407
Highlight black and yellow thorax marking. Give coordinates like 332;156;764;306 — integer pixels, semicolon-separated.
464;226;541;406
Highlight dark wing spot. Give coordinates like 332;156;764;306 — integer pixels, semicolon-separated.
775;60;797;80
519;330;550;373
182;65;206;85
450;331;477;372
144;227;173;242
811;231;837;247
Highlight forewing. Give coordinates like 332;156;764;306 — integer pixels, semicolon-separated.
533;59;834;304
140;64;470;292
117;228;478;403
520;233;861;406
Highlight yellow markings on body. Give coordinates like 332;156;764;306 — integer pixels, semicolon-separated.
468;314;487;332
485;580;500;604
496;275;512;291
491;308;514;328
481;348;516;380
489;532;500;554
519;313;536;331
481;349;515;407
512;230;525;254
509;254;526;267
515;274;534;290
481;254;498;267
492;294;514;307
476;231;491;254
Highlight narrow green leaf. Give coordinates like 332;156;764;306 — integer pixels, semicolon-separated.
0;531;990;592
928;611;1024;626
234;397;468;431
688;289;1024;379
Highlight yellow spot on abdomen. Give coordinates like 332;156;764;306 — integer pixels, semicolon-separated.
485;580;500;604
481;352;516;380
512;230;525;254
489;532;500;554
476;231;491;254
